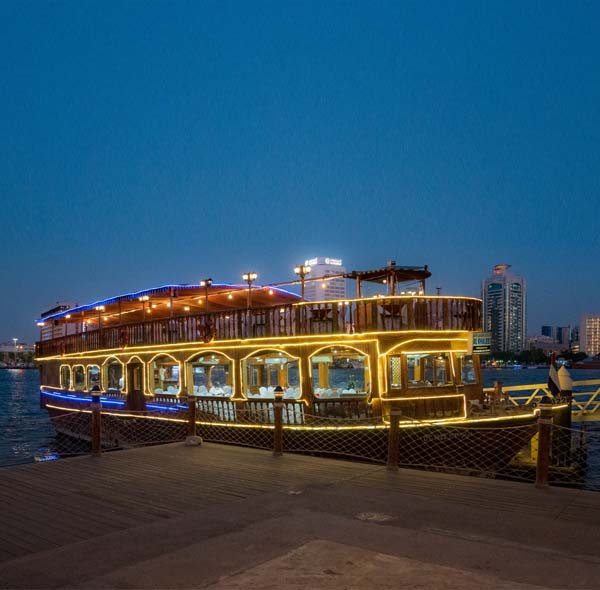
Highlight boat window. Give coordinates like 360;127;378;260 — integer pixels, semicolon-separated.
149;356;180;395
406;353;453;387
311;347;369;398
105;359;124;391
187;354;233;397
60;365;71;390
388;356;403;389
456;354;477;384
242;351;300;399
73;365;85;391
87;365;101;391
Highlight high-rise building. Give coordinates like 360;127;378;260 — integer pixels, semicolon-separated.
580;315;600;356
572;325;580;347
541;325;556;340
481;264;527;353
303;257;346;301
540;325;571;347
556;326;571;346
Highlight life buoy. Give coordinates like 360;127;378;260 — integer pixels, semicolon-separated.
119;330;129;348
201;321;215;343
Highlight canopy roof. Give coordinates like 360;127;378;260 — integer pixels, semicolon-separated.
37;283;301;324
36;263;432;325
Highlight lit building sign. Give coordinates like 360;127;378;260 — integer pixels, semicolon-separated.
304;257;343;267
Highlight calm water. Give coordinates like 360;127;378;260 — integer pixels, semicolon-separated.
1;367;599;468
0;369;58;466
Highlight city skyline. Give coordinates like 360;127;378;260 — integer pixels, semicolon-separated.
1;3;599;342
16;256;593;345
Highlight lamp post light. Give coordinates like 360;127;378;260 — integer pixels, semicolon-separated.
294;265;311;300
200;278;213;314
242;272;258;309
95;306;105;331
138;295;149;317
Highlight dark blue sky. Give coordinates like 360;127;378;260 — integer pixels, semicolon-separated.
1;1;599;343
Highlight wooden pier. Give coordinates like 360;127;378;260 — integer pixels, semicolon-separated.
1;443;600;588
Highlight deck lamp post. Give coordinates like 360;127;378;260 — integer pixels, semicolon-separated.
273;385;284;456
242;272;258;309
200;278;213;314
294;265;311;300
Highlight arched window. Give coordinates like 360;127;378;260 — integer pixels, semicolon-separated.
311;346;369;398
455;353;477;384
409;353;452;386
104;358;124;392
73;365;85;391
242;350;300;398
60;365;71;390
87;365;101;391
149;355;180;395
186;352;233;397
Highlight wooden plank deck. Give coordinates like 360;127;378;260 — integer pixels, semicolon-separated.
0;443;378;562
1;442;600;589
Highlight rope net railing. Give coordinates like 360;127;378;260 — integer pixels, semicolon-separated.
390;422;539;476
17;396;600;492
198;409;274;450
97;408;188;450
282;413;389;463
544;425;600;491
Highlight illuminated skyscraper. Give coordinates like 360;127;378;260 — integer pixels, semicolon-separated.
303;257;346;301
481;264;527;353
580;315;600;356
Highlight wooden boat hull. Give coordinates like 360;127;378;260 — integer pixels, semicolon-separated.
42;390;537;472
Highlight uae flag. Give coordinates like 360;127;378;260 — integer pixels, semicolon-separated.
548;353;561;397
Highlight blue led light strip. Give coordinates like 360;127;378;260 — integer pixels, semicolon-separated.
40;388;182;411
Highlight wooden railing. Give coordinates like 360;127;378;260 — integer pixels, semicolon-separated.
484;379;600;421
36;296;481;357
313;398;373;420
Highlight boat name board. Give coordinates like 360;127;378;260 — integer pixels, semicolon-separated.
469;332;491;355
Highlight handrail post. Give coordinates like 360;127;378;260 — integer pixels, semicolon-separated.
273;386;284;456
185;393;202;446
493;380;503;408
91;393;101;457
535;399;553;488
386;405;400;471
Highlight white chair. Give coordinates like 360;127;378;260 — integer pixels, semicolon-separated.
167;386;177;394
199;385;208;395
259;386;268;396
154;388;164;394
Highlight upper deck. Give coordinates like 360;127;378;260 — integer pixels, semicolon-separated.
36;294;482;358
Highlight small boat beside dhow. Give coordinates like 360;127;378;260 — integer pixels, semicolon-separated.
35;262;556;470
